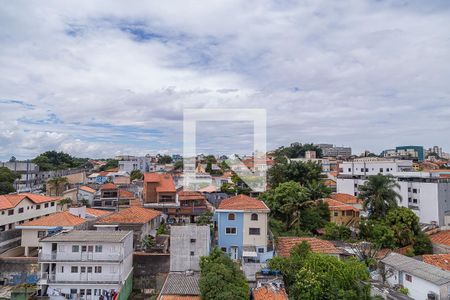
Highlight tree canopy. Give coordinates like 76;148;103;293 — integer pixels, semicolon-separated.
130;169;143;181
99;159;118;171
157;154;173;164
0;167;20;195
268;242;370;299
358;174;401;219
267;160;323;188
273;142;323;159
32;151;89;171
199;247;248;300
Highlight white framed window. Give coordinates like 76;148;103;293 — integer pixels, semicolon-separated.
225;227;237;235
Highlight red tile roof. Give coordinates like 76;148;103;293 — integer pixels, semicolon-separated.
322;198;359;212
253;286;288;300
119;189;134;199
430;230;450;247
423;254;450;271
276;237;341;257
19;211;86;227
218;194;269;211
144;173;176;193
100;183;117;190
159;296;201;300
178;191;206;201
0;194;59;210
85;208;111;217
79;186;96;193
330;193;362;204
97;207;161;224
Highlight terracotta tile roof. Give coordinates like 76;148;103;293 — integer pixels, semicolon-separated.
144;173;176;193
129;199;141;207
323;179;336;187
253;286;288;300
19;211;86;227
98;171;110;177
100;183;117;190
79;186;96;193
198;185;218;193
85;208;111;217
0;194;59;210
119;189;135;199
218;194;269;211
430;230;450;247
276;237;341;257
97;207;161;224
330;193;362;204
322;198;359;212
423;254;450;271
159;296;201;300
178;191;206;201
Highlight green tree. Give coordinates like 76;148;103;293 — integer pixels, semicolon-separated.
99;159;118;171
130;170;143;181
33;151;89;171
197;212;213;225
358;174;401;219
267;160;322;188
174;160;184;170
359;219;396;248
157;155;173;164
324;222;351;241
273;142;323;159
385;207;420;247
199;247;248;300
268;242;370;299
47;177;69;196
305;180;331;200
413;233;433;255
0;166;21;194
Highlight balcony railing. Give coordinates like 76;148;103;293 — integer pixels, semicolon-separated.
41;272;122;284
39;251;123;262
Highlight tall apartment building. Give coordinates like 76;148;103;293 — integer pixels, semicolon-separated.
337;158;450;225
315;144;352;159
38;230;133;300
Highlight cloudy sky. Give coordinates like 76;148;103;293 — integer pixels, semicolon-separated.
1;0;450;160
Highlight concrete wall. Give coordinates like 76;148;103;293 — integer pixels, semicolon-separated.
0;257;38;285
0;230;21;253
169;225;210;272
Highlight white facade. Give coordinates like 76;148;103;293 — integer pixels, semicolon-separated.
38;231;133;300
337;169;450;225
339;158;414;176
0;197;58;231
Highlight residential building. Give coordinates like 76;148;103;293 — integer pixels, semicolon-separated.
117;155;153;173
0;161;40;192
382;146;425;162
61;186;96;205
92;183;136;210
142;173;176;207
158;272;201;300
380;252;450;300
0;193;60;232
423;254;450;271
329;193;363;210
321;198;360;227
275;237;341;258
316;144;352;159
170;224;211;272
339;158;414;176
94;206;161;248
337;169;450;226
174;191;211;223
252;285;288;300
216;194;272;262
290;157;338;173
38;230;133;300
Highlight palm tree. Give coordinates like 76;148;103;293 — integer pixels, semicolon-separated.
305;180;331;200
358;174;401;219
47;176;69;196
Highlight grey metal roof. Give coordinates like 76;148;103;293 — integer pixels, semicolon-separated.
160;272;201;295
40;230;131;243
381;252;450;286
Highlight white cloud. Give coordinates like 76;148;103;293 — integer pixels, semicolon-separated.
1;0;450;159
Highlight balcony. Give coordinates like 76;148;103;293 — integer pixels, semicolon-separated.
39;251;123;262
40;272;122;284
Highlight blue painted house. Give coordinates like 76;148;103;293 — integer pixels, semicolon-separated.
215;194;272;262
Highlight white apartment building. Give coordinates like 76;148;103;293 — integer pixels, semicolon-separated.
38;230;133;300
337;159;450;225
117;156;152;173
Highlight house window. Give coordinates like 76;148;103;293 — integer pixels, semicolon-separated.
249;228;260;235
72;245;79;252
228;213;235;220
37;231;46;238
412;188;418;194
221;247;227;252
1;211;4;215
405;274;412;282
95;266;102;273
258;248;264;253
71;266;78;273
36;205;40;210
18;208;24;214
81;266;86;273
95;245;103;252
70;289;77;294
8;210;13;216
81;245;87;252
51;202;55;207
190;239;196;243
348;168;351;172
45;203;49;208
413;199;418;204
225;227;237;235
86;289;92;296
379;168;383;172
190;251;195;256
87;267;93;273
334;212;338;217
251;213;258;221
60;266;64;273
